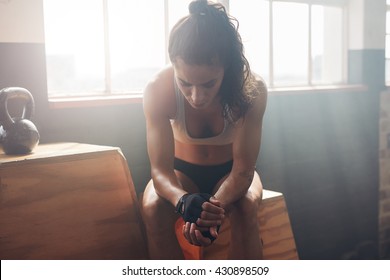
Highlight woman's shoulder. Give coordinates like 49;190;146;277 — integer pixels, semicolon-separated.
143;66;177;119
251;73;268;96
143;65;176;117
144;65;174;95
244;74;267;121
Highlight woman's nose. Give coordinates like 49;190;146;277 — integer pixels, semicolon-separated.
191;87;205;103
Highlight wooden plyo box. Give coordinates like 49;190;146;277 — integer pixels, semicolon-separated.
0;142;298;260
0;142;147;259
176;190;299;260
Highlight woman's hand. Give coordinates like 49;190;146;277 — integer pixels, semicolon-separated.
182;196;225;246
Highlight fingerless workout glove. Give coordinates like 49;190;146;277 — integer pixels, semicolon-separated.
175;193;212;223
175;193;219;242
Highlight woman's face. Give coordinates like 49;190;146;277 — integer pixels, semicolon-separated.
173;58;224;110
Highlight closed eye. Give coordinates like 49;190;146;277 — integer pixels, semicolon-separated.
180;81;192;87
202;80;217;88
178;78;217;88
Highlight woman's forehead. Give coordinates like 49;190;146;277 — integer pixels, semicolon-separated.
174;58;224;83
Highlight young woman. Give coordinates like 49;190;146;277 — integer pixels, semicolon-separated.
142;0;267;259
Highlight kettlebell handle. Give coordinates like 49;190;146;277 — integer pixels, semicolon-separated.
0;87;35;129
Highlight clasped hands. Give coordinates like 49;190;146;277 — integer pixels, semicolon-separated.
175;193;225;247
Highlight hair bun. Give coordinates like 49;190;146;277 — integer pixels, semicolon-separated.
189;0;208;15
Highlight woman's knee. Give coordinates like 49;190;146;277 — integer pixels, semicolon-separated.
142;194;163;221
141;181;177;232
142;183;164;218
230;192;261;220
232;172;263;216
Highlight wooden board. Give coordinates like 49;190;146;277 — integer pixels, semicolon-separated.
257;190;299;259
176;190;299;260
0;142;147;259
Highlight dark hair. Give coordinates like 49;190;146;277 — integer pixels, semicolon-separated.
168;0;257;121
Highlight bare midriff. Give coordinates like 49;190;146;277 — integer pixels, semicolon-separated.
174;140;233;165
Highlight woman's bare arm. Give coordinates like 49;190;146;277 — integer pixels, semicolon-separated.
143;70;187;207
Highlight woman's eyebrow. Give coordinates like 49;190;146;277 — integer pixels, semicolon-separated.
178;78;217;86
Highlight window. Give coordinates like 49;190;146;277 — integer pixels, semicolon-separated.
43;0;347;98
386;0;390;85
230;0;345;87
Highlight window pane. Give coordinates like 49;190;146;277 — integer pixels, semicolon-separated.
230;0;269;84
312;5;343;84
386;10;390;85
108;0;165;93
273;2;308;86
387;11;390;34
43;0;105;97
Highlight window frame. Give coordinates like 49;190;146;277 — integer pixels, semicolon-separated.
45;0;352;109
386;1;390;86
264;0;348;87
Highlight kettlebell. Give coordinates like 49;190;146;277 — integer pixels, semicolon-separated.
0;87;40;155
